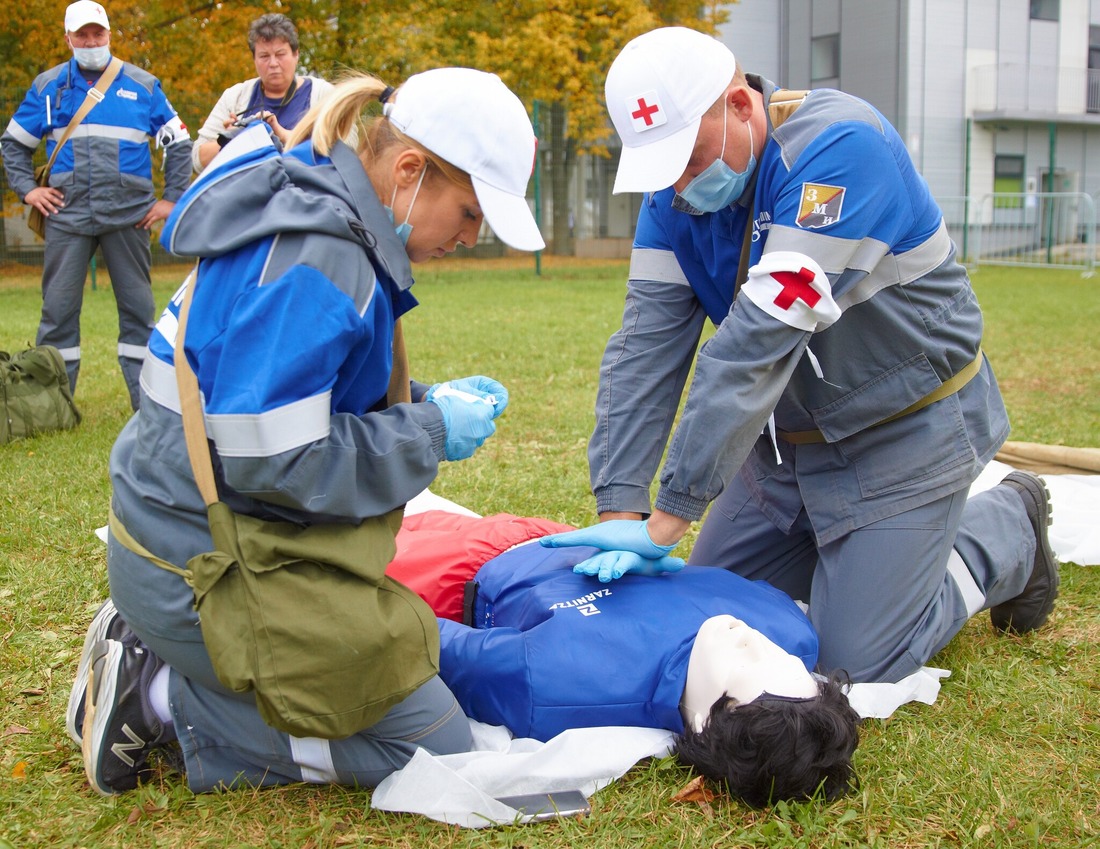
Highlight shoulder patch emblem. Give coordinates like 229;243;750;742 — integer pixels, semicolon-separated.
796;183;845;229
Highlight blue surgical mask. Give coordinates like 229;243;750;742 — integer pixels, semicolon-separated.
677;101;756;214
387;167;426;245
72;45;111;71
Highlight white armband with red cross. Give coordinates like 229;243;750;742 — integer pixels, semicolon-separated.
156;116;190;148
741;251;841;332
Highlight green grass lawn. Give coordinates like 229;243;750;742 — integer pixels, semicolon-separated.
1;259;1098;848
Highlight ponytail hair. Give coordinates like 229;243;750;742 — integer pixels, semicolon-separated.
285;72;472;191
286;73;385;154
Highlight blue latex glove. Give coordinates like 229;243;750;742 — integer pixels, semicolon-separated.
427;376;508;417
427;391;497;461
538;519;677;559
573;550;686;583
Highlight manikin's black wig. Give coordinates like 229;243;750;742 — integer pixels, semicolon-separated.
673;674;860;808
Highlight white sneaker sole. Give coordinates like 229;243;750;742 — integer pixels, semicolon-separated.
66;599;119;746
82;639;123;797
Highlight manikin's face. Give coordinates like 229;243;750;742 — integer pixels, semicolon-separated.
681;614;819;733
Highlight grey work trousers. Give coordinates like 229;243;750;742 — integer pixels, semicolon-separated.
38;219;155;410
688;471;1036;683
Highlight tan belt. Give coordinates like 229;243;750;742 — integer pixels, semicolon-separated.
108;508;193;583
777;348;985;445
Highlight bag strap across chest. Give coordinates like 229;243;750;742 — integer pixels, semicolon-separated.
40;57;124;178
735;89;811;293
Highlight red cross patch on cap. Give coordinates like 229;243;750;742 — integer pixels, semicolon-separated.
627;91;667;134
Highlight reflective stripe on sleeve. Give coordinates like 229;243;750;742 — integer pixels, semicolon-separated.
140;354;181;414
628;247;691;286
763;219;952;311
4;120;40;148
141;355;333;457
205;391;332;458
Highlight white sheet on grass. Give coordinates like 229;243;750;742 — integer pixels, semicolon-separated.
369;667;952;827
968;459;1100;566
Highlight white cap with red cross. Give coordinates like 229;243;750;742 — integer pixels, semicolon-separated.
605;27;737;194
64;0;109;32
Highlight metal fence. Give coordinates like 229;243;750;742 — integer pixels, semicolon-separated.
940;193;1096;274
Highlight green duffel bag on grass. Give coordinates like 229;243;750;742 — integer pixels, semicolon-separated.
1;345;81;443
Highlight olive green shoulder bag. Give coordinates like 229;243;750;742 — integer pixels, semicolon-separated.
170;269;439;739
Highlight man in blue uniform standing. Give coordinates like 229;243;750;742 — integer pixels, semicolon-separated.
1;1;192;410
542;27;1059;684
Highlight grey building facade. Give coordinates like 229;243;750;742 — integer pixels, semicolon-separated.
576;0;1100;257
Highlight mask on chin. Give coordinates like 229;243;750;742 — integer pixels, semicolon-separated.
72;45;111;71
676;100;757;214
386;167;427;246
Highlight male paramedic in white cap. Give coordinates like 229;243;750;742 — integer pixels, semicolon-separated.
540;26;1060;686
1;0;192;411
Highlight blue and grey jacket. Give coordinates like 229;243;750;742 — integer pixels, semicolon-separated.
590;76;1009;544
1;55;192;231
107;130;447;646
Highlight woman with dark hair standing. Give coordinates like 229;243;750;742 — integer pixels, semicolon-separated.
192;13;335;173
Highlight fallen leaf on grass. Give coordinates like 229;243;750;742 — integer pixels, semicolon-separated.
671;775;717;803
126;800;167;826
20;688;44;697
4;725;31;736
11;761;28;780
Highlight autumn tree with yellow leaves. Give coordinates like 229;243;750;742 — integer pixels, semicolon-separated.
1;1;730;253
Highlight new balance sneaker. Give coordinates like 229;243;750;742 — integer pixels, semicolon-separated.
66;599;137;746
990;471;1060;633
82;639;171;795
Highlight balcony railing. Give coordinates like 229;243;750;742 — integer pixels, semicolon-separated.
970;64;1100;115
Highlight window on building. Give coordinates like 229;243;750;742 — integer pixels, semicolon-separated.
994;154;1025;208
1090;26;1100;113
811;34;839;83
1029;0;1058;21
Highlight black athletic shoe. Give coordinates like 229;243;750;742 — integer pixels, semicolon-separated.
82;639;169;795
990;471;1060;633
66;599;137;746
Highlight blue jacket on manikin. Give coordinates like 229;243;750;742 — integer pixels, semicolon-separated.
438;542;818;741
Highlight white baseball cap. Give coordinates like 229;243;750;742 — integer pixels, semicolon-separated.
606;27;737;194
65;0;110;32
384;68;544;252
